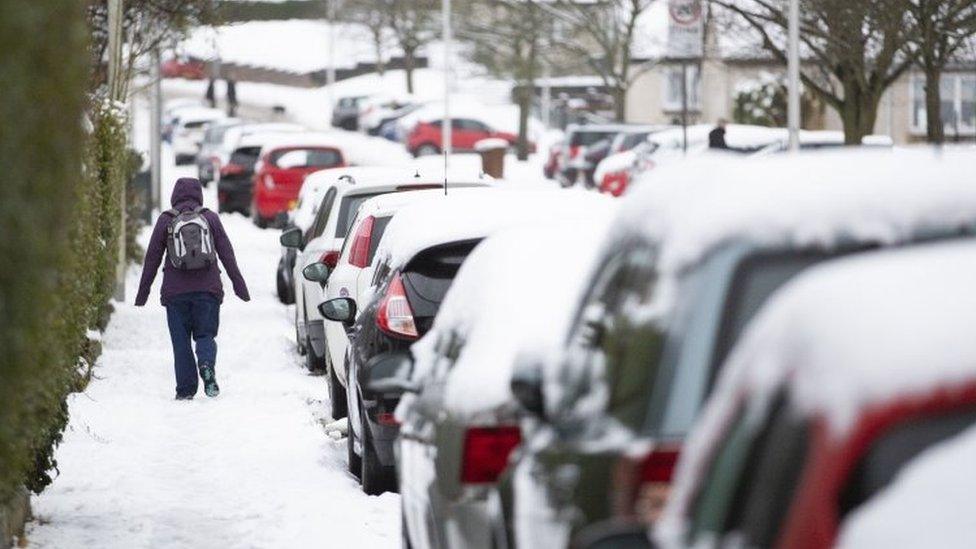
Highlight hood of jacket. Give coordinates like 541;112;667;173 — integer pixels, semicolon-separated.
171;177;203;211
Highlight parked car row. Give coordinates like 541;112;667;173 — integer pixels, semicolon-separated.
331;92;535;158
277;147;976;549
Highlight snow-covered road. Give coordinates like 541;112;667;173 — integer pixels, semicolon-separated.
26;163;400;548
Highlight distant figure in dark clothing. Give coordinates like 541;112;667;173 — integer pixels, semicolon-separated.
226;79;238;117
205;79;216;108
709;119;729;149
136;178;250;400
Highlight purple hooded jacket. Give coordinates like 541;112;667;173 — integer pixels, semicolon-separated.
135;178;250;306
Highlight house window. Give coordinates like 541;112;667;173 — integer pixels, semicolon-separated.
911;72;976;135
664;65;701;111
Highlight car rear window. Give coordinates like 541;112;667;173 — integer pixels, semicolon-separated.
229;146;262;168
183;120;209;129
839;408;976;517
333;192;387;238
401;239;481;335
367;216;392;264
570;130;617;147
646;251;834;440
271;148;343;170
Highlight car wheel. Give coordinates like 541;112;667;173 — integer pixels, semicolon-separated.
328;355;348;419
276;264;294;305
415;143;440;157
402;510;414;549
305;338;326;372
295;324;306;356
360;407;396;495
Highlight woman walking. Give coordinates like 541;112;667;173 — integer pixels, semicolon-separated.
135;177;250;400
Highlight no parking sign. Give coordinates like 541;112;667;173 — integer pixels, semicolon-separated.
668;0;704;59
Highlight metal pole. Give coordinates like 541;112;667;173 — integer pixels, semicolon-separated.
327;0;337;117
541;73;551;129
442;0;452;190
108;0;127;301
787;0;801;152
681;62;689;154
151;47;162;213
442;0;452;156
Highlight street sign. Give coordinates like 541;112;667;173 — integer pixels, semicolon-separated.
667;0;704;59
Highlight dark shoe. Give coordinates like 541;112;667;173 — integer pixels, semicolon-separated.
175;394;194;401
199;363;220;397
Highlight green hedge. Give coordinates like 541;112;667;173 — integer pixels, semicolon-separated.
0;0;129;501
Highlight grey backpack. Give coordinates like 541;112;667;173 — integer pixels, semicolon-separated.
165;207;216;270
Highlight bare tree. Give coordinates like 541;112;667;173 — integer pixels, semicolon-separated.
339;0;392;76
905;0;976;143
87;0;214;95
459;0;556;158
711;0;917;144
544;0;658;121
387;0;440;94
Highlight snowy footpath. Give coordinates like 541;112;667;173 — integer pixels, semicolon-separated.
25;175;399;548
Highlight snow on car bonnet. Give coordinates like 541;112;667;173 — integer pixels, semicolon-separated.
838;423;976;548
373;189;613;271
409;210;617;419
621;148;976;280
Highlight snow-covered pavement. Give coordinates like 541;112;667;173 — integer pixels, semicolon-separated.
26;164;400;548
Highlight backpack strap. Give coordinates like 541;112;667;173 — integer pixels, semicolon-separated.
164;208;179;217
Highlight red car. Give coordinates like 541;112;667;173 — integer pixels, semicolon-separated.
407;118;523;157
251;143;345;228
161;57;207;80
655;240;976;549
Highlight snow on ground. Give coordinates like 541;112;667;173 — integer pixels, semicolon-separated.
25;153;399;549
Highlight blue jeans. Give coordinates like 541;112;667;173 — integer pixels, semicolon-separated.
165;292;220;397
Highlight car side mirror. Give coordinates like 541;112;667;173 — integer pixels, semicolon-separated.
303;262;330;284
319;297;356;326
571;521;655;549
280;227;303;249
511;357;545;419
361;352;419;398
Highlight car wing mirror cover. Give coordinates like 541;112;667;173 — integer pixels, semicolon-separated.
362;352;418;397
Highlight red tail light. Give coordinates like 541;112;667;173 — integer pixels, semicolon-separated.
377;412;399;426
460;426;521;484
349;216;375;269
220;164;245;177
569;145;581;159
376;273;419;339
640;448;679;484
320;250;340;269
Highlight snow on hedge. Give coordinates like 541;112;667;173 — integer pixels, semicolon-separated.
411;207;617;419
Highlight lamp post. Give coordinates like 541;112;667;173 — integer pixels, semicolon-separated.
787;0;801;152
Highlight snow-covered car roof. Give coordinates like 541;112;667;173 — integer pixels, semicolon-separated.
302;166;492;199
354;186;491;218
374;189;614;271
838;421;976;548
658;239;976;545
409;209;618;420
620;148;976;279
258;132;347;155
236;130;307;149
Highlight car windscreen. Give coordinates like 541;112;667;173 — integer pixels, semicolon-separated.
270;147;343;170
401;239;481;335
334;192;388;238
644;251;834;439
229;146;262;169
620;132;651;151
839;408;976;517
570;130;617;147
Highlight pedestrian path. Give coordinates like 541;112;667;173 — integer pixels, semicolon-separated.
25;213;399;548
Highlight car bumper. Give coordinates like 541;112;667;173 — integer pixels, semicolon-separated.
363;404;400;467
217;178;253;213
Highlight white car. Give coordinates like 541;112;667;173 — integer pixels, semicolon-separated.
397;206;617;549
282;167;492;374
170;107;226;165
314;188;491;418
194;118;242;185
215;122;305;175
